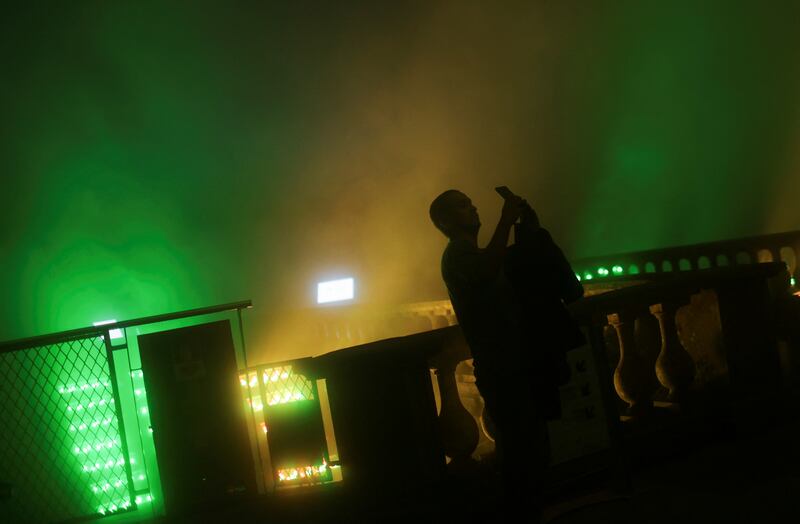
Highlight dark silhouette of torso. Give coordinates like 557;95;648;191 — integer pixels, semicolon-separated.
441;218;584;520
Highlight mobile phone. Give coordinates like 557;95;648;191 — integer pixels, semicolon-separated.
496;186;537;225
494;186;516;199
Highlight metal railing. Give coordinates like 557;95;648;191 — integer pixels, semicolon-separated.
0;330;135;523
0;301;251;523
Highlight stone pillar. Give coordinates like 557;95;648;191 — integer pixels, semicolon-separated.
434;362;480;468
608;310;655;416
650;300;695;403
428;329;480;469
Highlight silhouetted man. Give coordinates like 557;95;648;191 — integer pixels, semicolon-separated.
429;189;584;519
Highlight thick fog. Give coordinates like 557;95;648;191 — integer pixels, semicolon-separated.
1;1;798;362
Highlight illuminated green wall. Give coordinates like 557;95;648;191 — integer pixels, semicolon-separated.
1;2;799;358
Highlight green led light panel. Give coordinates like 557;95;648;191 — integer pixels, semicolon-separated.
0;336;135;522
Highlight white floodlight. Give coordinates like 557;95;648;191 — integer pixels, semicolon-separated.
317;278;354;304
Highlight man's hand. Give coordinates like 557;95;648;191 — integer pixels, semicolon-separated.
500;193;524;225
481;191;523;277
521;202;540;229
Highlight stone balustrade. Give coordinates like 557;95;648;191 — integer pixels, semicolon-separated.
569;262;789;418
302;234;798;467
572;230;799;286
307;267;792;466
412;262;790;464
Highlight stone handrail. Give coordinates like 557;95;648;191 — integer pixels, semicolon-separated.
572;230;800;284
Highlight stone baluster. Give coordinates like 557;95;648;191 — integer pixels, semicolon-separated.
763;248;779;263
607;309;656;416
755;247;780;262
429;330;479;469
650;300;695;403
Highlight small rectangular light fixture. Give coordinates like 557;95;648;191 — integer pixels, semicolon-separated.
317;278;354;304
93;320;123;340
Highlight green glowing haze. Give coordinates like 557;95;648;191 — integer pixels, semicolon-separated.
1;1;799;360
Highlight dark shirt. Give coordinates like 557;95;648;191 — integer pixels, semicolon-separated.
441;226;584;375
441;237;525;372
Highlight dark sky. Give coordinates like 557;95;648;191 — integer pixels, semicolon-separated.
2;1;799;359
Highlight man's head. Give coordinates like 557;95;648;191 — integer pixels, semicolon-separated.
429;190;480;238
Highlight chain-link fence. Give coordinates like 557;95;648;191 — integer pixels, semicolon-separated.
0;334;135;523
1;302;256;522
